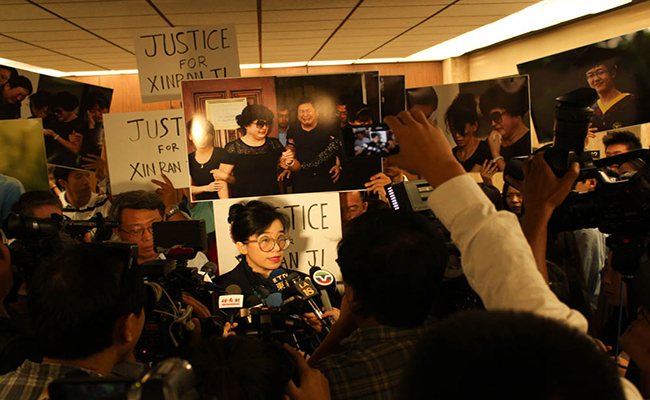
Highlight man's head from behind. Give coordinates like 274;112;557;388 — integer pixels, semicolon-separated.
28;243;146;362
110;190;166;263
12;190;62;219
337;210;448;327
402;310;624;400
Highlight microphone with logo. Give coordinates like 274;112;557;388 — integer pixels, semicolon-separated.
309;267;337;312
218;284;244;325
286;272;333;333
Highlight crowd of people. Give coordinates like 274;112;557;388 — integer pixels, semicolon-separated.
0;73;649;400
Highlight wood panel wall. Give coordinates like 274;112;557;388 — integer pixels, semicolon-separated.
68;61;442;114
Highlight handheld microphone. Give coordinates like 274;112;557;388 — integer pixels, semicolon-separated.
309;267;336;312
219;284;244;324
287;273;332;332
268;269;290;293
266;292;283;308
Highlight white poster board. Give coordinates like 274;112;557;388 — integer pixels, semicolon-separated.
214;192;343;281
205;98;248;130
104;110;190;194
133;25;241;103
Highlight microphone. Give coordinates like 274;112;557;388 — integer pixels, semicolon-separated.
309;267;336;312
219;284;244;324
268;268;290;293
286;272;332;333
266;292;283;308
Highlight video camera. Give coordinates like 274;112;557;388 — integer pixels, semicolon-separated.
136;219;219;364
48;358;198;400
2;212;117;288
506;87;650;313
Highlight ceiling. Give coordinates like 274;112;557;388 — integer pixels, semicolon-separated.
0;0;541;73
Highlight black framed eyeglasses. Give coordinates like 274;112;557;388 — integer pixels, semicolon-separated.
245;235;293;252
119;225;155;238
489;111;505;124
256;120;269;128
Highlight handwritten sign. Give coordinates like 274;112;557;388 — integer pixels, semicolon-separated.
214;192;343;281
133;25;241;103
205;98;248;130
104;110;190;194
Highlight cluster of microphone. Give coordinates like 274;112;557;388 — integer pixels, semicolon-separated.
216;267;338;336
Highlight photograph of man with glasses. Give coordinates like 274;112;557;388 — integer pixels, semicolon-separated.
479;80;531;171
578;47;641;132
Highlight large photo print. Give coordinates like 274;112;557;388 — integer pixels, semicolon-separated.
181;72;381;201
407;75;531;172
518;28;650;143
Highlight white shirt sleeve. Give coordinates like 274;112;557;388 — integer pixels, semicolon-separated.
427;175;588;331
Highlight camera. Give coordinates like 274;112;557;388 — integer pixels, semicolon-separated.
341;123;400;159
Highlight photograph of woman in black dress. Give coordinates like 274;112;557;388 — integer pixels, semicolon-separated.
218;104;300;199
445;93;492;172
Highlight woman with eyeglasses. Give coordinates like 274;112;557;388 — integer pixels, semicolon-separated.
445;93;492;172
479;83;531;171
218;104;300;198
214;200;293;298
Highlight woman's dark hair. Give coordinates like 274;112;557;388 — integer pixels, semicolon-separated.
187;336;292;400
229;200;289;243
236;104;274;130
479;83;528;118
186;117;216;139
478;183;503;211
83;91;110;110
51;91;79;112
29;91;51;110
445;93;478;135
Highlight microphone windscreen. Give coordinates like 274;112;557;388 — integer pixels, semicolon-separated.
311;269;336;288
267;292;283;308
244;295;263;308
268;268;289;292
226;284;243;295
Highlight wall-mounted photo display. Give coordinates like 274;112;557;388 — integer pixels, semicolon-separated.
408;75;531;172
181;72;381;201
0;66;113;171
518;28;650;144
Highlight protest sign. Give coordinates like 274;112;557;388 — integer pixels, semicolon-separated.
104;110;190;194
214;192;343;281
133;25;241;103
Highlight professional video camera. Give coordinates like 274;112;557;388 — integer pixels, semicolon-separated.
2;212;116;286
47;358;198;400
135;219;219;364
506;88;650;315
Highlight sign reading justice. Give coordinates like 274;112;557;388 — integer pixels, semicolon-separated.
104;110;190;194
133;25;241;103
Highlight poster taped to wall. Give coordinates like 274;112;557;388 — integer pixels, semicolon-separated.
213;192;343;281
181;72;382;202
407;75;531;173
104;109;190;194
518;28;650;143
